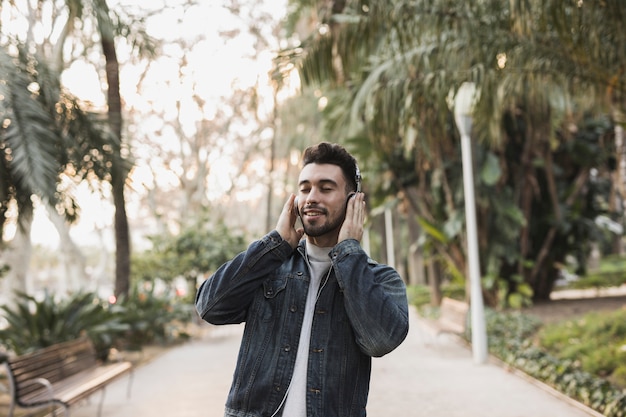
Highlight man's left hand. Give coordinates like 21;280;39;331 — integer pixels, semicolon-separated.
338;192;365;243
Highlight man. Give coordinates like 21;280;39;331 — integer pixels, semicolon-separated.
195;142;409;417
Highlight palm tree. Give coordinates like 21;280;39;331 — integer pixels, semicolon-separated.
93;0;132;298
0;44;114;297
1;0;157;299
278;0;626;303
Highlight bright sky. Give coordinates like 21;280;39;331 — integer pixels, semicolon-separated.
7;0;290;247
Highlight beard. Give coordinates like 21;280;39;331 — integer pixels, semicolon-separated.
302;207;346;237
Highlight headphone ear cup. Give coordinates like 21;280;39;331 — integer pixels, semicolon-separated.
346;192;356;208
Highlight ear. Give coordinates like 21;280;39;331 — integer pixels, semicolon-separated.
294;197;300;217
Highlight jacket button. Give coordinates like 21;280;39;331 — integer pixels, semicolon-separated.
290;305;297;312
284;345;291;352
266;289;273;296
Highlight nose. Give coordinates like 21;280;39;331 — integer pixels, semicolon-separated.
304;188;321;205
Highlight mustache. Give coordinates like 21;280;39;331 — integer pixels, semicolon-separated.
302;205;328;215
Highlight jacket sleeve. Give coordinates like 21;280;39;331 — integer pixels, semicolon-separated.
195;230;294;325
331;239;409;357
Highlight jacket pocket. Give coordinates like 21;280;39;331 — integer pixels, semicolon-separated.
258;277;288;321
263;277;287;299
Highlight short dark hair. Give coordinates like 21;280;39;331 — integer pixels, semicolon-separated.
302;142;360;192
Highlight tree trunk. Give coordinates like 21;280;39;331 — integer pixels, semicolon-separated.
99;3;131;298
46;205;86;293
405;197;426;286
428;259;442;306
611;124;625;255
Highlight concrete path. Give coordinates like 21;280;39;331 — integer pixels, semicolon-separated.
69;307;599;417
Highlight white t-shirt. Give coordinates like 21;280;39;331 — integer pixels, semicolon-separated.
281;242;332;417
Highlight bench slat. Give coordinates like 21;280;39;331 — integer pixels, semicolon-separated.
437;297;469;335
9;338;98;399
19;362;132;405
2;337;132;415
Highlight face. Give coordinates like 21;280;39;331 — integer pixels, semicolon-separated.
297;163;351;244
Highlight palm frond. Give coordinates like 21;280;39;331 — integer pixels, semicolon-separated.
0;48;61;205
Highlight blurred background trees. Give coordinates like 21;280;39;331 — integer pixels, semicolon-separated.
276;0;626;305
0;0;625;328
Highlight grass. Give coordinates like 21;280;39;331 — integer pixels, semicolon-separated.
561;254;626;290
536;309;626;388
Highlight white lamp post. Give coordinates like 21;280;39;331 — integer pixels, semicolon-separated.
452;82;488;364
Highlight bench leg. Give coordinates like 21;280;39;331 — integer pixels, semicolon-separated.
97;387;107;417
127;368;135;399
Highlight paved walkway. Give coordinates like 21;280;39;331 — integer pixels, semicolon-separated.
69;307;599;417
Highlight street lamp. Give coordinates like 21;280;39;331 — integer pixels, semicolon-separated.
452;82;488;364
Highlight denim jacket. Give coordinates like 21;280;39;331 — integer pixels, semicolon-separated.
195;230;409;417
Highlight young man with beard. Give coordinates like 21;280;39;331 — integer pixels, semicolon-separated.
195;142;409;417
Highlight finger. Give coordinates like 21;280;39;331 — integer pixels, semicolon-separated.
351;193;363;219
351;194;365;235
357;193;366;222
285;194;298;220
276;194;297;242
283;194;295;211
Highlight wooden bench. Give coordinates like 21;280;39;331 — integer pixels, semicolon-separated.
417;297;470;346
435;297;469;336
0;337;132;417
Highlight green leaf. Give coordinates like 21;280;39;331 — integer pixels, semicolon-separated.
480;152;501;186
417;216;448;244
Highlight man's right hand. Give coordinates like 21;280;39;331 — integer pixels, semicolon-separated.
276;194;304;248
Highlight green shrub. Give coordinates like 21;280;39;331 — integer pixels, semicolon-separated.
115;280;194;349
406;285;431;307
0;290;129;360
412;283;626;415
0;285;195;360
537;309;626;389
567;272;626;290
564;254;626;290
483;309;626;417
407;283;467;309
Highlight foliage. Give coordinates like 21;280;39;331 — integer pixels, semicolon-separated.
561;254;626;290
415;286;626;415
278;0;624;304
0;42;121;225
537;309;626;389
408;283;466;307
566;272;626;291
131;219;246;301
406;285;431;307
0;47;99;235
483;309;626;417
115;280;194;350
0;290;128;360
0;0;161;300
0;285;195;360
